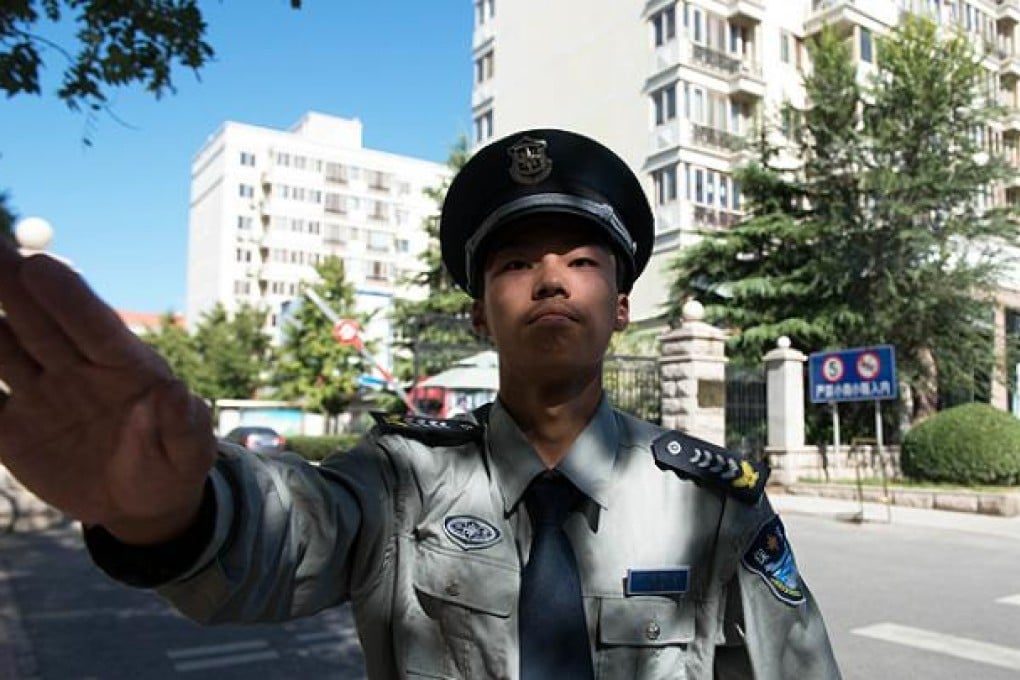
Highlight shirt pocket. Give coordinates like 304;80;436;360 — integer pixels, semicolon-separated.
406;542;518;679
596;596;694;680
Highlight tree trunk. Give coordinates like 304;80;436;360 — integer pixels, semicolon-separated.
912;345;939;424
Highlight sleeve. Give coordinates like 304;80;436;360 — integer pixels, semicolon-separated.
712;498;843;680
85;436;396;625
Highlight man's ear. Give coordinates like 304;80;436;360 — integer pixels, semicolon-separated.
471;298;489;337
614;293;630;332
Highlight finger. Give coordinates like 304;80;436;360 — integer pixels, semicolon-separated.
0;317;42;392
18;255;152;370
0;247;82;371
155;381;216;480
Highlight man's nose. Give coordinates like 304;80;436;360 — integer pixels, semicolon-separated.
532;256;569;299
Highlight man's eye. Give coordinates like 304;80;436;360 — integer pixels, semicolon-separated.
501;260;529;271
571;257;599;267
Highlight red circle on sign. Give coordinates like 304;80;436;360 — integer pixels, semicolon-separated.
856;352;880;380
822;356;844;382
332;319;361;345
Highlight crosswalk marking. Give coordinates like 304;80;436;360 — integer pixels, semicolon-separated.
852;623;1020;672
995;594;1020;607
167;640;270;659
166;639;280;672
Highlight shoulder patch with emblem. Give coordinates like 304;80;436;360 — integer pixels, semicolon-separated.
370;411;483;446
651;430;768;504
740;515;805;606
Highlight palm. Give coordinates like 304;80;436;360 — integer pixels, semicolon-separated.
0;247;215;533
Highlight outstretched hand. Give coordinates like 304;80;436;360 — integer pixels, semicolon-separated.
0;239;216;544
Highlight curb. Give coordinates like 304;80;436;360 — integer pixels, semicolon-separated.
781;482;1020;517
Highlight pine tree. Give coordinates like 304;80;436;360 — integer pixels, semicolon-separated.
670;18;1018;424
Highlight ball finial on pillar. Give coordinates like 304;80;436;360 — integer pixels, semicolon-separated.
681;299;705;322
14;216;54;252
777;335;792;349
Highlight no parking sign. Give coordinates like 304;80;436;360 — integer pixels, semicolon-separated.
808;345;897;404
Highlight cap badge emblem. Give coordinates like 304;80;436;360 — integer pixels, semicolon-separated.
507;136;552;185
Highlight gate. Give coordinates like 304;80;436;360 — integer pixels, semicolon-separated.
725;363;766;461
604;355;661;424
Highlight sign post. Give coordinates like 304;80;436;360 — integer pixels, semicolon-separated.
303;288;420;414
808;345;898;487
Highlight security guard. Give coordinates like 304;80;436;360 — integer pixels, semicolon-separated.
0;129;841;679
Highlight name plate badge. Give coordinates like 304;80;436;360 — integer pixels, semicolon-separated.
625;568;690;596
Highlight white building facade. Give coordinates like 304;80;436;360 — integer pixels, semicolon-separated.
471;0;1020;326
186;112;449;370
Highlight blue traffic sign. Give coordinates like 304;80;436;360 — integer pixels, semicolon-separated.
808;345;897;404
357;374;388;389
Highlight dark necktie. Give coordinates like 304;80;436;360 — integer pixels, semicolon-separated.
519;471;595;679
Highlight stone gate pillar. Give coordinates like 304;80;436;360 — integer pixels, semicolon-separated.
659;300;728;445
763;336;819;485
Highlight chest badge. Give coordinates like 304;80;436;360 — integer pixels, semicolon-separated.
443;515;502;551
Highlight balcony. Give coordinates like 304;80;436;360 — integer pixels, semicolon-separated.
691;44;743;75
649;119;682;154
472;80;495;110
690;123;745;154
1003;51;1020;79
654;203;682;235
650;39;680;76
729;61;766;100
999;0;1020;24
692;205;743;230
1004;108;1020;136
726;0;764;24
805;0;897;36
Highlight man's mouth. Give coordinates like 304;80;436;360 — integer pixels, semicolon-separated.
527;304;581;324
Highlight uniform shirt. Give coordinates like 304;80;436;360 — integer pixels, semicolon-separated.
86;398;842;680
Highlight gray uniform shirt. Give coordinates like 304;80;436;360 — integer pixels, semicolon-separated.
90;398;841;679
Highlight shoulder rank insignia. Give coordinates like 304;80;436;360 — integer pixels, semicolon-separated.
370;412;482;446
651;430;768;504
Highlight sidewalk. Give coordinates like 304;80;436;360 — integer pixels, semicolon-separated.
770;490;1020;541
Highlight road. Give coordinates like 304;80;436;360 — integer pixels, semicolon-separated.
0;511;1018;678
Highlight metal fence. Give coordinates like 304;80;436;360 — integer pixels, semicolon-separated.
725;364;767;461
604;355;661;424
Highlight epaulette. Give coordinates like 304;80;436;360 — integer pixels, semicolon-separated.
370;412;483;446
651;430;769;504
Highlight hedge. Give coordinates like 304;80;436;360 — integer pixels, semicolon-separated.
286;434;362;462
900;403;1020;486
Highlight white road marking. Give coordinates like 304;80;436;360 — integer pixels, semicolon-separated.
173;651;280;672
852;623;1020;671
166;640;279;672
166;640;270;659
995;594;1020;607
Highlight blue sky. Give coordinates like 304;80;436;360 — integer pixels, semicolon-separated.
1;1;472;313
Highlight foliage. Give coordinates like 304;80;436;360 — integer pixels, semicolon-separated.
190;303;273;401
609;324;663;357
273;256;368;418
390;136;485;381
140;311;198;386
0;0;218;113
0;192;14;239
900;403;1020;485
670;18;1017;426
285;434;360;462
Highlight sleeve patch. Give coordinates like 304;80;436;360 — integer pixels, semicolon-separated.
740;515;805;606
651;430;769;503
370;411;482;446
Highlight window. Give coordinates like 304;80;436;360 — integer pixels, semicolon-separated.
368;230;390;252
693;168;705;204
234;280;250;296
474;109;494;143
780;30;791;64
396;238;410;253
475;50;494;84
275;152;290;167
324;193;346;214
237;216;253;230
294;155;307;170
239;151;256;166
859;27;873;63
325;223;344;243
652;6;676;47
239;184;254;198
652;165;678;205
652;84;677;125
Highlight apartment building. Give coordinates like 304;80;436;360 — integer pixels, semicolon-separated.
186;112;449;370
471;0;1020;328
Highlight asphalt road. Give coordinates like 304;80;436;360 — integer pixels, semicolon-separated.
1;512;1018;679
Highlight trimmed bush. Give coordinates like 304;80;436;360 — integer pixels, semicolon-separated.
901;403;1020;486
286;434;362;462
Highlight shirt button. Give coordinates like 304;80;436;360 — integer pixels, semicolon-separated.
445;580;461;597
645;621;661;641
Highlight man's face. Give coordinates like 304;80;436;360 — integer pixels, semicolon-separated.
471;216;630;378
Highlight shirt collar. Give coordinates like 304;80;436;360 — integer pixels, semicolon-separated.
487;395;620;516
